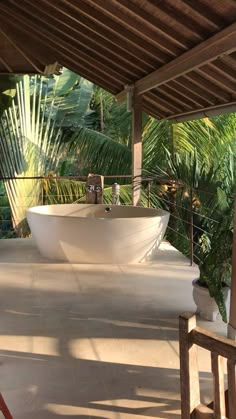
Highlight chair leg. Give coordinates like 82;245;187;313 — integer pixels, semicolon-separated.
0;393;13;419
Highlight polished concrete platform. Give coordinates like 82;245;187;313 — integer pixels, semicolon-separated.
0;239;227;418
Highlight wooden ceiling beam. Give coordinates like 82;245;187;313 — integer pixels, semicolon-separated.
167;102;236;122
153;86;193;111
0;57;13;72
144;0;205;42
0;8;124;90
170;78;216;106
208;61;236;83
116;21;236;99
0;26;43;73
196;67;236;96
18;0;151;76
142;101;167;120
146;93;180;114
90;0;182;57
61;0;168;65
115;0;190;50
164;81;208;108
220;55;236;71
184;73;231;103
0;6;131;87
175;0;222;30
58;58;118;94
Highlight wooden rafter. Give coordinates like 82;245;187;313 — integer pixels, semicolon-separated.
116;21;236;100
166;102;236;122
0;25;42;73
0;0;234;122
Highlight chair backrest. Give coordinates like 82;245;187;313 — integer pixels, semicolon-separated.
179;312;236;418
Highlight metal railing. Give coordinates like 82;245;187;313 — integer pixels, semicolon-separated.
0;174;231;267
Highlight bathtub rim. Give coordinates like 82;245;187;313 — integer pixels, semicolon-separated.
26;204;169;221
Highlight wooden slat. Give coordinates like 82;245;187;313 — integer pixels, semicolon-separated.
0;7;130;87
197;66;236;95
132;91;142;206
175;0;222;30
92;0;182;57
58;59;118;94
179;313;200;419
61;0;168;66
14;0;150;76
210;60;236;82
227;359;236;418
162;81;207;107
220;55;236;71
185;73;231;102
0;26;42;73
0;57;13;72
2;2;136;83
143;0;205;42
211;352;226;417
121;21;236;96
157;86;194;110
146;93;180;114
194;403;214;419
170;77;216;106
190;327;236;361
142;99;167;119
114;0;190;49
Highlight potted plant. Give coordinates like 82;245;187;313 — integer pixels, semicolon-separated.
192;204;233;322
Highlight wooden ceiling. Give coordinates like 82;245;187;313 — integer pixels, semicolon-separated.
0;0;236;121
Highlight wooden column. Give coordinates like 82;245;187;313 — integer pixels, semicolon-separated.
179;313;200;418
132;91;142;206
228;194;236;339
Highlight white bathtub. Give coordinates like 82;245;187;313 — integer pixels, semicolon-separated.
26;204;169;264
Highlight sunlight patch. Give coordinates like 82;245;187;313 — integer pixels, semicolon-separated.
0;335;59;356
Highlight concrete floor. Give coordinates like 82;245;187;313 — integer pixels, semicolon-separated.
0;239;228;419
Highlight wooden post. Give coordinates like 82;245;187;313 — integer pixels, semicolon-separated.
190;188;194;266
86;174;104;204
211;353;226;417
132;91;142;206
228;194;236;340
227;359;236;417
179;313;200;418
147;181;151;208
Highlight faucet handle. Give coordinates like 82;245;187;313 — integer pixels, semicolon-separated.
95;185;102;192
86;185;95;192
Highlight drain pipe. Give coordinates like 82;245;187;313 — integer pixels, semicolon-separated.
112;183;120;205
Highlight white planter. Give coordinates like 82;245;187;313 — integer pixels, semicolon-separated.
192;279;230;322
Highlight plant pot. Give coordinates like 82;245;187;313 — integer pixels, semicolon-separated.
192;279;230;322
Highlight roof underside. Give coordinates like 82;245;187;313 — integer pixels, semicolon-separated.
0;0;236;121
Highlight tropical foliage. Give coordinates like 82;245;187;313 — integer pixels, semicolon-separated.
0;68;235;321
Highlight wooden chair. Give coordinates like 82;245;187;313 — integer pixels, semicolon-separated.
0;393;13;419
179;312;236;418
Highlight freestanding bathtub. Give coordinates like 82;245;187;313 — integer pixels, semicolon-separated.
26;204;170;264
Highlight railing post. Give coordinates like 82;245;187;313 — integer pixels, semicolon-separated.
132;90;142;206
228;193;236;340
190;188;194;266
211;353;226;417
147;180;151;208
179;313;200;418
227;359;236;417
